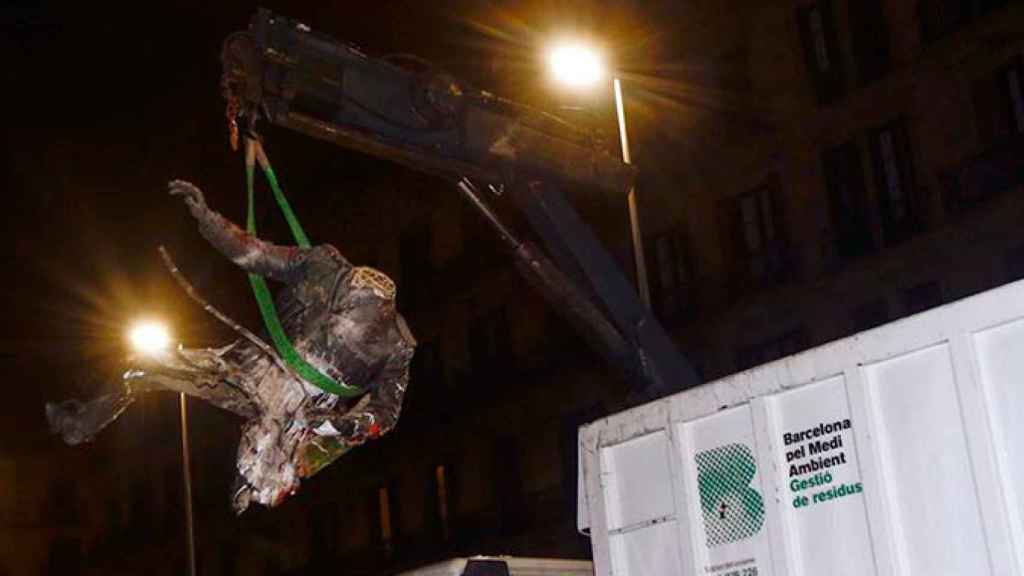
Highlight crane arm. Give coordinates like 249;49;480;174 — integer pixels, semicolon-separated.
221;10;633;193
220;10;701;397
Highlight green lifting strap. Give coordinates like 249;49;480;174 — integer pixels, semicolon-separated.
244;139;365;397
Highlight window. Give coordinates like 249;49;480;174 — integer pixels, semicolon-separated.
429;462;457;543
797;0;846;104
736;328;807;371
998;56;1024;136
427;458;461;546
974;55;1024;145
822;140;873;261
849;0;891;85
904;280;943;315
371;483;397;552
869;117;919;245
646;228;693;321
725;179;791;287
469;307;511;374
435;465;451;540
952;56;1024;211
852;298;889;332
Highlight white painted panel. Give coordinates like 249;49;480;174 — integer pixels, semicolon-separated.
974;319;1024;566
865;344;992;576
680;406;773;576
769;375;876;576
609;521;684;575
578;435;589;532
582;280;1024;576
600;431;674;531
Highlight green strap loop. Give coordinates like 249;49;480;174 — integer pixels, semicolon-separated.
262;164;312;249
245;141;364;397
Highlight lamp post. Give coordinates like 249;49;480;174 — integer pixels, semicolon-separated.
128;320;196;576
547;42;652;309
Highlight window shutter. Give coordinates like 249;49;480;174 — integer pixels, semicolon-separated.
871;118;918;244
797;0;847;105
998;55;1024;136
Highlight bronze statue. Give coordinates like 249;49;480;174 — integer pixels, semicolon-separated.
46;180;416;513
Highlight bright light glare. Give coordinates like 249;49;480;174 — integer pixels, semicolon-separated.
547;42;605;88
129;321;172;355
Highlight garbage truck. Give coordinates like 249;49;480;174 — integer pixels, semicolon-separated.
577;279;1024;575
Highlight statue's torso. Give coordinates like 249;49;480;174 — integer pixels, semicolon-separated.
272;246;405;395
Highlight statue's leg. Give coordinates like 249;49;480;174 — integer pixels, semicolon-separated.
45;392;136;446
230;357;336;513
46;344;259;445
232;415;303;514
125;344;259;418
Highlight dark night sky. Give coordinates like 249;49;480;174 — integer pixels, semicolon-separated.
1;1;690;455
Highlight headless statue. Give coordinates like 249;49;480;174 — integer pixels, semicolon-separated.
46;180;416;513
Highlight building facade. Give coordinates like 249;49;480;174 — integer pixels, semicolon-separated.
663;0;1024;378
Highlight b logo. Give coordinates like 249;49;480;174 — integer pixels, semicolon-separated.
696;444;765;546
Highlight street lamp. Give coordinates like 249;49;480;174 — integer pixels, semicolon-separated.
547;43;605;88
545;41;652;309
127;317;196;576
128;320;172;355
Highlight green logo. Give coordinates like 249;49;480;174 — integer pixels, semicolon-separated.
696;443;765;546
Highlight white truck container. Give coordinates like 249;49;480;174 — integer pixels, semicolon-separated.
578;280;1024;576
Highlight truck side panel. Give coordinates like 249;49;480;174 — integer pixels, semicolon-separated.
580;279;1024;576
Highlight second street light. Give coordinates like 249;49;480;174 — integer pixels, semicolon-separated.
546;41;652;309
126;318;196;576
128;320;172;356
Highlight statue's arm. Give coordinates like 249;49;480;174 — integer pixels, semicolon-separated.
170;179;310;282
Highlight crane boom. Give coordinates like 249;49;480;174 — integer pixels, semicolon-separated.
221;10;632;193
221;9;701;398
